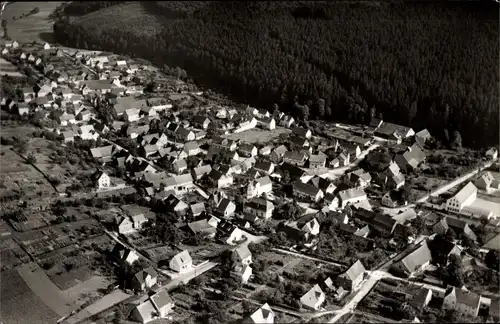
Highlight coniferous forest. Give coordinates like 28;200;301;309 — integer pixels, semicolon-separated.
53;1;499;148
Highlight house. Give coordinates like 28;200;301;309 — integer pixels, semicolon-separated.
382;190;405;208
338;152;350;166
212;136;238;151
43;42;51;50
259;146;272;156
131;289;174;324
324;194;340;211
208;169;233;189
395;144;426;170
191;115;211;129
92;170;111;189
131;267;158;291
257;117;276;130
337;260;366;291
293;127;312;139
442;286;481;318
190;202;206;217
254;161;275;175
283;151;307;166
245;197;274;219
270;145;288;163
415;129;431;146
112;244;139;265
175;127;196;142
407;287;433;309
300;284;326;311
381;161;406;190
232;245;252;266
232;264;253;285
391;242;432;276
338;187;367;209
188;217;219;238
489;297;499;319
485;148;498;160
371;213;398;236
164;194;189;215
173;159;188;174
375;122;415;139
191;165;212;181
247;176;273;199
309;176;336;194
293;180;324;202
117;217;135;234
438;217;478;242
169;250;192;273
308;154;327;169
291;136;310;148
287;214;320;236
280;115;295;128
183;141;201;156
217;221;246;245
216;198;236;217
90;145;114;163
239;143;258;157
162;174;195;195
243;303;274;324
445;182;477;214
79;125;99;141
349;169;372;188
475;172;495;191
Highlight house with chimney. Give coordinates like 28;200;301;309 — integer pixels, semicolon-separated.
169;250;192;273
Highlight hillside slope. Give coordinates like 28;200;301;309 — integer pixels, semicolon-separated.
53;1;499;148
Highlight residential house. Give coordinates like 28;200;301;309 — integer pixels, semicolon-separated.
337;260;366;291
415;129;431;146
324;193;340;211
90;145;114;163
169;250;192;273
293;180;324;202
183;142;201;157
208;169;233;189
191;165;212;181
191;115;211;129
300;284;326;311
247;176;273;199
338;152;350;166
293;127;312;139
232;245;252;266
375;122;415;140
434;217;478;242
381;161;406;190
92;170;111;189
117;217;134;234
243;303;274;324
475;172;495;191
62;130;76;143
445;182;477;214
280;115;295;128
244;197;274;220
162;174;195;195
253;161;275;176
232;264;253;285
131;267;158;291
164;194;189;215
309;176;336;194
291;136;310;149
338;187;367;209
308;154;327;169
349;169;372;188
259;146;272;156
190;202;206;217
131;289;174;324
112;244;139;265
239;143;258;158
257;117;276;130
407;287;433;309
216;198;236;217
286;214;320;236
485;148;498;160
217;221;246;245
395;144;426;171
212;136;238;151
175;127;196;142
391;242;432;276
173;159;188;174
283;151;307;166
371;213;398;236
270;145;288;163
442;286;481;318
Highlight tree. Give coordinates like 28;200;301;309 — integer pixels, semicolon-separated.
1;19;8;39
26;153;37;164
445;254;464;287
300;104;309;121
485;250;499;272
451;131;462;149
444;228;457;241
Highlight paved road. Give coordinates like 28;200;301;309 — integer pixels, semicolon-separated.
417;161;494;203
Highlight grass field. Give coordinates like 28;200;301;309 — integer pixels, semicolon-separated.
0;58;24;77
223;127;292;144
0;269;60;324
1;2;62;43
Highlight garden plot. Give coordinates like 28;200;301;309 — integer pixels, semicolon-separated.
223;127;292;144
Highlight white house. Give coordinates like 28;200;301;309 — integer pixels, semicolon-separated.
446;182;477;213
216;198;236;217
300;284;326;311
245;197;274;219
232;245;252;266
131;289;174;324
169;250;192;273
442;286;481;318
247;176;273;199
132;267;158;291
243;303;274;324
117;217;135;235
43;43;51;50
338;188;367;209
232;264;253;285
93;170;110;189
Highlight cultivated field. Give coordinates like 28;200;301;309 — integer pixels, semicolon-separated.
223;127;292;144
1;2;62;43
0;269;60;324
0;58;24;77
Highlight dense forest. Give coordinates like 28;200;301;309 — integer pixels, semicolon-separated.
53;1;499;148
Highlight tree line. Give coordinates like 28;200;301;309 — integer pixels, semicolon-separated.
53;1;499;148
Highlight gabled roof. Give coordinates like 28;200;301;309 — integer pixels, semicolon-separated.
339;187;366;201
90;145;114;158
292;127;311;137
300;284;324;306
256;176;272;187
451;182;477;205
293;180;322;197
171;250;192;266
150;289;174;309
134;266;158;284
445;287;480;308
284;151;306;162
254;161;274;172
340;260;365;282
308;176;335;192
239;142;256;152
217;198;235;212
248;303;274;324
309;154;327;163
234;245;252;260
400;242;432;273
246;197;274;212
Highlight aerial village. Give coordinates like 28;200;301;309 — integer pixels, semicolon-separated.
0;40;499;324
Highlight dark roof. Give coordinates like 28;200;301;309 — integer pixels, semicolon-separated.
372;214;397;233
293;180;321;197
